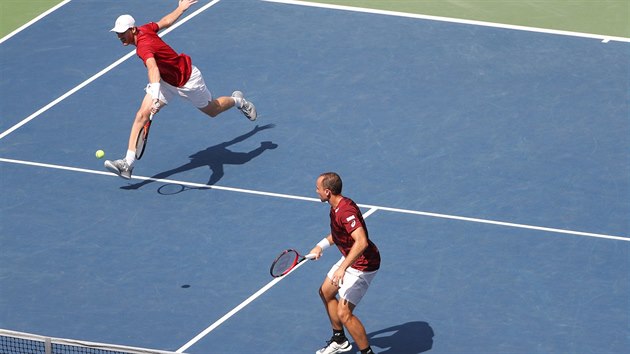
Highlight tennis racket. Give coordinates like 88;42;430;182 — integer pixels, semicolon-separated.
135;112;154;160
270;249;315;278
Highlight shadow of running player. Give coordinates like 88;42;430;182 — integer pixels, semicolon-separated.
121;124;277;190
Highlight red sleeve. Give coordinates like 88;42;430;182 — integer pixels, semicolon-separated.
135;23;160;63
338;209;362;235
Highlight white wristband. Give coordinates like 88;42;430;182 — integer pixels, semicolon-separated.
317;238;330;250
148;82;161;100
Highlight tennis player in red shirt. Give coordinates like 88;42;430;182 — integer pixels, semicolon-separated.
105;0;256;179
310;172;380;354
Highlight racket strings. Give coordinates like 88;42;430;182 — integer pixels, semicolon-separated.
270;250;299;277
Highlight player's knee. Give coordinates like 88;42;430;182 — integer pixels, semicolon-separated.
337;307;352;324
319;285;336;303
206;106;219;117
201;101;221;117
318;286;329;302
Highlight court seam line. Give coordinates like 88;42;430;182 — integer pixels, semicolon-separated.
0;0;222;141
262;0;630;43
1;157;627;242
175;206;381;353
0;0;73;45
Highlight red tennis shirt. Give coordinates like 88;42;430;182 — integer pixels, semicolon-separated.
135;23;192;87
330;197;381;272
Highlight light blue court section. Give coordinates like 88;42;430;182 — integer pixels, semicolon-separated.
1;0;628;353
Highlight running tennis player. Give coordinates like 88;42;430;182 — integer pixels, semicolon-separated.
309;172;380;354
105;0;256;179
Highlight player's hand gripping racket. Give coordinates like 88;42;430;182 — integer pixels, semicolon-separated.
270;249;316;278
135;112;154;160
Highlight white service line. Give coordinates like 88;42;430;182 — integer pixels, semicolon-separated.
0;0;222;141
0;0;73;45
361;204;630;242
1;157;627;242
262;0;630;43
362;207;379;218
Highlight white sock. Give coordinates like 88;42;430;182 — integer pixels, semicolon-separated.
232;96;243;109
124;150;136;167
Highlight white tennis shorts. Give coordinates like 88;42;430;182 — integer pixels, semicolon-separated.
327;257;378;306
146;65;212;109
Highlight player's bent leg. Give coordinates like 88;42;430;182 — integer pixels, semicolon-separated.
104;96;155;179
320;280;342;328
199;97;235;118
315;280;353;354
337;299;370;352
128;95;156;150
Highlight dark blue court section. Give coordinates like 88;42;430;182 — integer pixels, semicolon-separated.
1;0;628;353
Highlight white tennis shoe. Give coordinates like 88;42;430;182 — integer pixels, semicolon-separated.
104;159;133;179
232;91;257;121
316;339;352;354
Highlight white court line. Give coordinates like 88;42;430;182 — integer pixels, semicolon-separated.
1;157;627;243
0;0;73;45
176;254;311;352
0;0;222;141
176;205;380;353
263;0;630;43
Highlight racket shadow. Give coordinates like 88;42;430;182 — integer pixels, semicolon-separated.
121;124;277;191
156;183;207;195
360;321;434;354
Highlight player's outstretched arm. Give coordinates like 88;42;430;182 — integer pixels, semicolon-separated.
157;0;198;30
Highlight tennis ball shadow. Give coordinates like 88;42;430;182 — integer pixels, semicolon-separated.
357;321;434;354
121;124;277;191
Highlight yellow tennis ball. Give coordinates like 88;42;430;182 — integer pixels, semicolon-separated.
95;150;105;159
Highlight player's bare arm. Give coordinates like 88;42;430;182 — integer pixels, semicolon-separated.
145;58;161;84
157;0;198;30
145;58;164;113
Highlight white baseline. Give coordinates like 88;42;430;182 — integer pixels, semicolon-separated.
263;0;630;43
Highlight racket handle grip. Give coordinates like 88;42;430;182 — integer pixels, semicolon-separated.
305;253;316;260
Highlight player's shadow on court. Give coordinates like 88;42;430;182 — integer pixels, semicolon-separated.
362;321;434;354
121;124;277;191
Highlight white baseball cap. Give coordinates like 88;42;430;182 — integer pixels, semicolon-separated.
110;14;135;33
